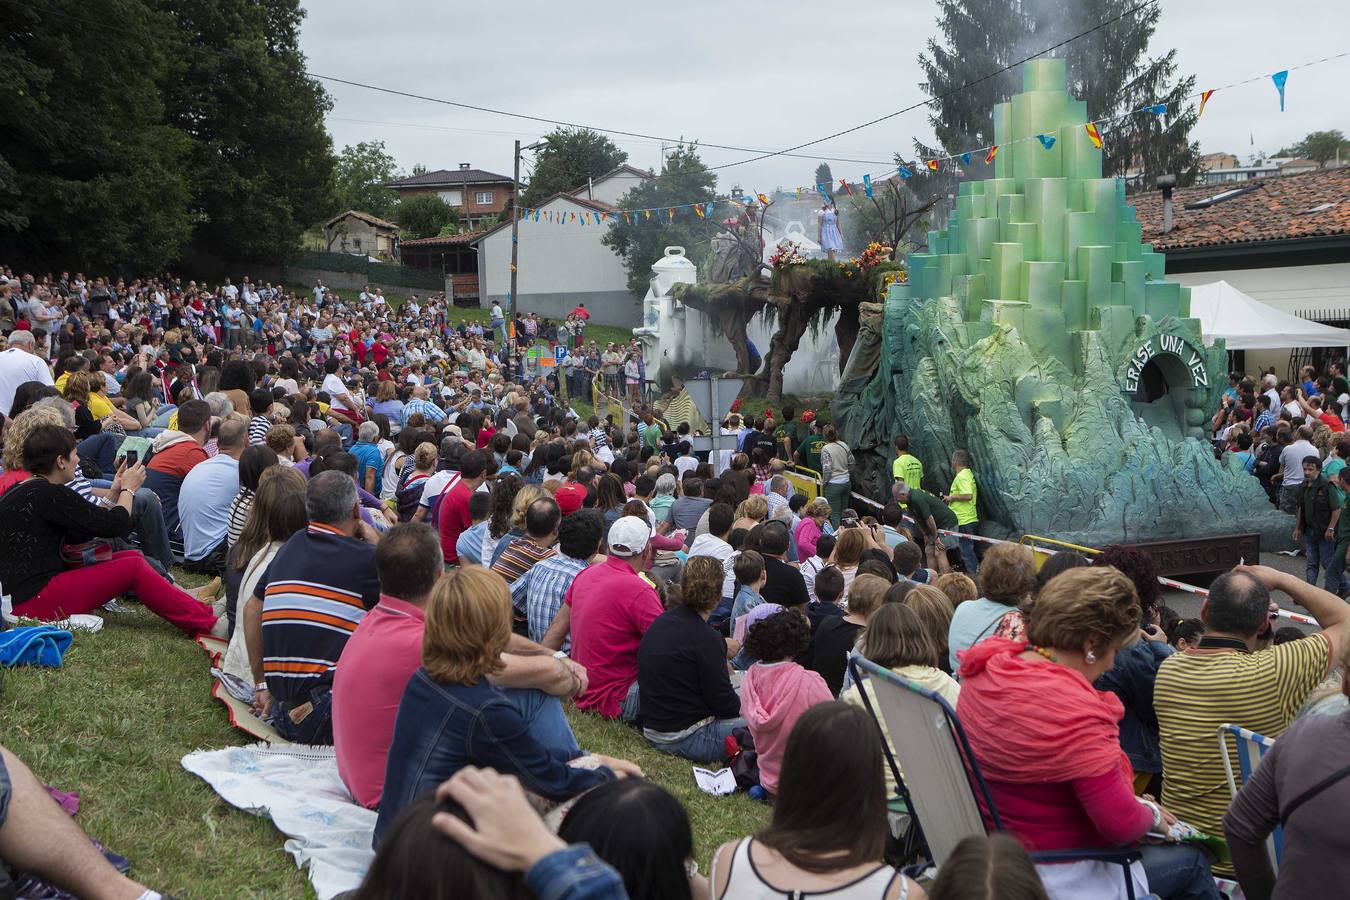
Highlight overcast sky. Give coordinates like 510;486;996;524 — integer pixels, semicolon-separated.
300;1;1349;193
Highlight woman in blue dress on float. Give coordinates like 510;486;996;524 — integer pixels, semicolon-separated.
818;200;844;261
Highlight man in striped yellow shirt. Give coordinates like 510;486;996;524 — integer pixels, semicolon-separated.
1154;565;1348;871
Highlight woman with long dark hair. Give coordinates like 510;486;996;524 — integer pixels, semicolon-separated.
710;702;923;898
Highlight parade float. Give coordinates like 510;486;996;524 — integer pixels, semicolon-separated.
832;58;1287;547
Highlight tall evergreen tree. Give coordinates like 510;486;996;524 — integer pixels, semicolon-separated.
918;0;1199;190
521;128;628;208
813;163;834;194
602;145;717;298
0;0;191;270
152;0;334;261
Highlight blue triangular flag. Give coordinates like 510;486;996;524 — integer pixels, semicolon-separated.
816;182;829;195
898;166;912;180
704;201;715;217
960;152;972;165
1147;103;1167;116
862;174;873;198
533;210;540;221
1272;70;1288;111
1037;134;1056;150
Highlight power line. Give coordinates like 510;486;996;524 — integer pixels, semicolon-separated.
707;0;1162;171
312;73;894;167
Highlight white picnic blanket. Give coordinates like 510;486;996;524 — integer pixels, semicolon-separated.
181;742;375;899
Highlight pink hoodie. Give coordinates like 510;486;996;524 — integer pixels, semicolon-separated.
741;660;833;794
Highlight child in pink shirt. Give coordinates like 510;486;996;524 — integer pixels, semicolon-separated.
740;608;832;794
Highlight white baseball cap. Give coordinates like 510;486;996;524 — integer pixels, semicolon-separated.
607;516;651;557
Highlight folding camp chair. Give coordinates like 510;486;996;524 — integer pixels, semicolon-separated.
1218;723;1281;872
848;654;1142;898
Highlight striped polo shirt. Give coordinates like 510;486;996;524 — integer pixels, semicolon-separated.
1154;633;1332;857
255;522;381;702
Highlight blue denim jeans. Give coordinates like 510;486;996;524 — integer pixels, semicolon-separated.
151;405;177;428
619;680;641;724
1138;843;1221;899
958;523;981;575
500;687;581;757
525;846;627;900
645;717;745;764
268;685;335;745
1304;534;1336;587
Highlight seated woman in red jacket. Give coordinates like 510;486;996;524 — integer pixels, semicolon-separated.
0;424;219;636
957;566;1219;900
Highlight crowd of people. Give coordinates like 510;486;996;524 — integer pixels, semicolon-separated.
0;263;1345;900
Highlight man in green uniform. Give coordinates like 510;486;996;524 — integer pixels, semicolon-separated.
894;480;958;574
891;435;924;491
774;406;804;462
943;449;980;574
795;415;825;476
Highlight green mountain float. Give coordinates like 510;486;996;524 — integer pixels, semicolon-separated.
833;58;1288;545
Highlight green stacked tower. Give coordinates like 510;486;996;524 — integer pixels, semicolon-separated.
834;58;1287;544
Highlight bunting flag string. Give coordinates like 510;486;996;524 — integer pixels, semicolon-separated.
504;52;1345;227
1271;69;1289;110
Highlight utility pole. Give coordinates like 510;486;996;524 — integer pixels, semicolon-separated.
509;138;548;361
509;139;521;359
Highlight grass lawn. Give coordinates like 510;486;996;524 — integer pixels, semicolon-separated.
382;291;636;351
0;582;769;898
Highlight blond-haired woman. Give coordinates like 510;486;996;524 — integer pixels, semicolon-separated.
904;584;958;674
794;496;832;560
946;542;1038;672
374;567;641;845
733;494;769;532
62;372;101;440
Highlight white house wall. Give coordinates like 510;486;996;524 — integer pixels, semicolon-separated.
478;203;640;325
579;174;647;207
1168;262;1350;374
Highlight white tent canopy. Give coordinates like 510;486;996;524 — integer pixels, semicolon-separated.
1187;280;1350;351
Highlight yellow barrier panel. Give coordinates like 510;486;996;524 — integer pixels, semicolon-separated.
1020;534;1100;571
784;464;822;502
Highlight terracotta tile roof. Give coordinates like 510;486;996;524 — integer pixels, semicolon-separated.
399;231;485;248
325;209;398;230
1130;167;1350;251
386;168;514;188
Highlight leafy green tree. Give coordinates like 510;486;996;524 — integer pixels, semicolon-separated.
397;195;457;239
152;0;335;261
813;163;834;194
332;141;400;219
602;145;718;297
919;0;1199;190
1278;130;1350;166
0;0;191;270
520;128;628;208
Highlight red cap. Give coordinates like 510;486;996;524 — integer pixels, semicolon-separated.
554;482;586;516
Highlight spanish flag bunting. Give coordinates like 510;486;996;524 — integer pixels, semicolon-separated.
694;204;706;218
926;159;939;172
1085;122;1103;150
795;187;802;200
757;193;771;206
1037;134;1056;150
570;212;577;222
1198;89;1215;119
985;145;999;163
668;207;676;219
623;212;632;224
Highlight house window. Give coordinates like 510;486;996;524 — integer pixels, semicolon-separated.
438;190;463;206
353;237;362;250
475;191;495;205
